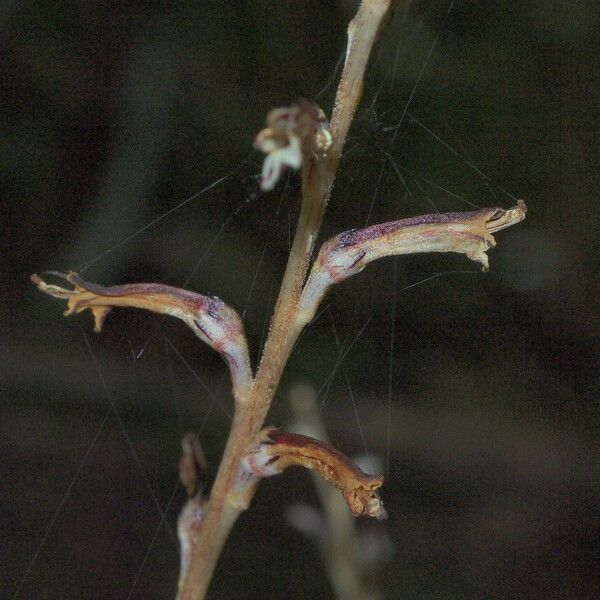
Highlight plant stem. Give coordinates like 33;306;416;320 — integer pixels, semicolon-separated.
176;2;395;598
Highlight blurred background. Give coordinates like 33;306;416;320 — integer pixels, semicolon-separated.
2;1;598;598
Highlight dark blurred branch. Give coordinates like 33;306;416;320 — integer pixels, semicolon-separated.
287;384;386;600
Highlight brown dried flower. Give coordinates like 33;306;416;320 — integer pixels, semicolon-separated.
298;201;527;325
242;427;386;519
31;271;252;399
179;433;208;499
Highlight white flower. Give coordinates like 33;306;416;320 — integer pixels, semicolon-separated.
258;134;302;191
254;100;332;191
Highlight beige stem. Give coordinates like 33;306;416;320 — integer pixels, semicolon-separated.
176;2;396;598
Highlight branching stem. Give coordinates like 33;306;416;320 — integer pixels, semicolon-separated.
176;2;396;598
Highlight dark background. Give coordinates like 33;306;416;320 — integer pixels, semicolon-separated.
2;1;598;598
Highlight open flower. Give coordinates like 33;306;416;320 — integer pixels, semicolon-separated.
254;99;332;191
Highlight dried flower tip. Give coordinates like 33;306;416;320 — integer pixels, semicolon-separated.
179;433;208;498
254;99;332;191
243;427;386;519
31;271;253;399
298;201;527;325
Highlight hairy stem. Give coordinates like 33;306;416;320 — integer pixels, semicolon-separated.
176;1;396;598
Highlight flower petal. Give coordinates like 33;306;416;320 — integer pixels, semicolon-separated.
298;201;527;325
31;271;252;398
254;99;332;191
